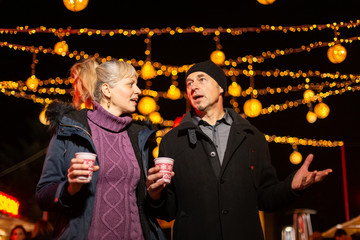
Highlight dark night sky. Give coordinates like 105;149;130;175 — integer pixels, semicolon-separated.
1;0;360;238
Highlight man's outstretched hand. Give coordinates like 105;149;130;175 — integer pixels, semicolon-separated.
291;154;332;191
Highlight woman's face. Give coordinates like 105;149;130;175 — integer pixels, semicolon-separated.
106;76;141;116
10;228;26;240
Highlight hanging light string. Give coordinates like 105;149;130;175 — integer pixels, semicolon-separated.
2;32;360;71
265;134;343;147
1;68;359;99
1;20;360;36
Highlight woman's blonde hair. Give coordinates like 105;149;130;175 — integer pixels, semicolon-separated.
71;58;138;108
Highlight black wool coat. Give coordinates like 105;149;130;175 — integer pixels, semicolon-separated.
150;109;297;240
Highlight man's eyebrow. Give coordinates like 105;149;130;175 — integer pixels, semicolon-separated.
187;73;206;80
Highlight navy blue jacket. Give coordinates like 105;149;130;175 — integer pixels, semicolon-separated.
36;103;165;240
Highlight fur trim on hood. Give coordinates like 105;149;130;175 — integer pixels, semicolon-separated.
45;100;76;131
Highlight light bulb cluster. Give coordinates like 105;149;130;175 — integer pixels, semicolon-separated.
3;20;359;153
2;20;360;37
265;134;344;147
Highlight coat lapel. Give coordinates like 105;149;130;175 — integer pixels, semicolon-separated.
220;110;255;177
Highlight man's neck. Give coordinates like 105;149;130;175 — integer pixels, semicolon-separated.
195;107;225;126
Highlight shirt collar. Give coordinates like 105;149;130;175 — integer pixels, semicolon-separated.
192;109;233;127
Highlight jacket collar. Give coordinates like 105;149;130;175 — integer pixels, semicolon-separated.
178;108;255;134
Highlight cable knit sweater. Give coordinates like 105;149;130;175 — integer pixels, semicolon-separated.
87;102;144;240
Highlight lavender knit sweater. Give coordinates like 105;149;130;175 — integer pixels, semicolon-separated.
87;102;144;240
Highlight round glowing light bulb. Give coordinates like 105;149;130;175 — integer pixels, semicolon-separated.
303;89;315;103
141;62;157;80
306;111;317;123
327;44;347;64
257;0;276;5
54;41;69;56
63;0;89;12
137;96;157;115
26;75;39;90
39;109;49;125
228;82;242;97
314;102;330;119
152;146;159;158
210;50;226;65
290;151;302;165
243;98;262;118
149;112;163;124
167;85;181;100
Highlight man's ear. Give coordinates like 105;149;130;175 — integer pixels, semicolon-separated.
219;86;224;95
101;83;111;98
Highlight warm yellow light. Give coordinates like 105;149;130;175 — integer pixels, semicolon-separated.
26;75;39;90
243;98;262;118
314;102;330;119
152;146;159;158
228;82;241;97
141;62;157;80
303;89;315;103
63;0;89;12
149;111;163;124
306;111;317;123
138;96;157;115
167;85;181;100
257;0;276;5
39;109;49;125
210;50;226;65
327;44;347;64
54;41;69;56
290;151;302;165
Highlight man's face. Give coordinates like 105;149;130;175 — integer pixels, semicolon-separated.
186;71;224;112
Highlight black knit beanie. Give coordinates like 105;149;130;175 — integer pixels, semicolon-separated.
185;60;227;92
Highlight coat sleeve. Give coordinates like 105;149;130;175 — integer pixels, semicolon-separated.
35;133;84;211
255;133;298;211
146;135;178;222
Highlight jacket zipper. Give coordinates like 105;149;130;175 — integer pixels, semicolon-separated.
59;122;94;142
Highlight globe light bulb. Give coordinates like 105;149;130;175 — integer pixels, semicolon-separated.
54;41;69;56
327;44;347;64
141;62;157;80
63;0;89;12
243;98;262;118
257;0;276;5
138;96;157;115
228;82;241;97
26;75;39;90
314;102;330;119
210;50;226;65
290;151;302;165
306;111;317;123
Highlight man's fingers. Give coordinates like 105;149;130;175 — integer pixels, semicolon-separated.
147;179;166;193
148;166;160;175
315;169;333;182
301;154;314;170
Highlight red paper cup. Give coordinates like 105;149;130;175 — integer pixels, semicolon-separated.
154;157;174;183
75;152;97;180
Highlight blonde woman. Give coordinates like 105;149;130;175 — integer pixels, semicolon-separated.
36;59;165;240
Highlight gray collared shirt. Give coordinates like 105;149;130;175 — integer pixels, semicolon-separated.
192;110;233;165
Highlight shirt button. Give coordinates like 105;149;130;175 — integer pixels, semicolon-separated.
210;151;216;157
221;209;229;215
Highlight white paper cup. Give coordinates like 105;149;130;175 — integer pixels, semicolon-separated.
75;152;97;180
154;157;174;183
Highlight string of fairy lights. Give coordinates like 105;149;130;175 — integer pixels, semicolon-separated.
3;8;359;163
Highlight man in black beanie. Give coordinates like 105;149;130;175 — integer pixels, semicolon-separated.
146;60;332;240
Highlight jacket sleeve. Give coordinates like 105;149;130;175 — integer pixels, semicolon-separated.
146;135;178;222
35;133;84;211
255;133;298;211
